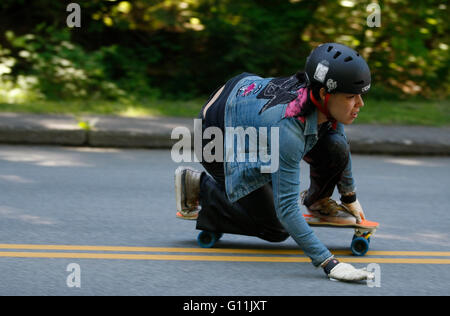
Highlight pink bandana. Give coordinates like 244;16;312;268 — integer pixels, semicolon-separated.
285;87;307;123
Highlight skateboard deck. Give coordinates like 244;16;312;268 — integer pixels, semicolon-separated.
303;214;379;230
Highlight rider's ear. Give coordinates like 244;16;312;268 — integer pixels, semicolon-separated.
319;87;327;102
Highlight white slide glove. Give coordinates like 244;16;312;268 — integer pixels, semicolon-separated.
328;262;374;282
341;199;365;224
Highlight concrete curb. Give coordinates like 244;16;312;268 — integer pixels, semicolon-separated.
0;112;449;155
344;124;450;155
0;113;86;146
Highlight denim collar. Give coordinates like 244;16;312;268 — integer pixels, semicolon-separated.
304;108;318;136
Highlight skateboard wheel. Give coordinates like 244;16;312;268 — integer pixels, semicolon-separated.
197;231;221;248
351;236;369;256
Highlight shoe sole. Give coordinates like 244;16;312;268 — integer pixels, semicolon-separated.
176;211;198;220
305;210;357;225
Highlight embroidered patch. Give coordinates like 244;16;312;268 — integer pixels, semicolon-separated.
326;78;337;91
243;83;256;96
257;76;300;114
236;83;256;97
313;62;329;83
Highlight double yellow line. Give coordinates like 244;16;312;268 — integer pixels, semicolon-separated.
1;244;450;264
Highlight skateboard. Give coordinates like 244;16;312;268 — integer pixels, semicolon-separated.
303;214;379;256
195;215;379;257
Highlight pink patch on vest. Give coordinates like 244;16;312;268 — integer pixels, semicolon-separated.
243;83;256;96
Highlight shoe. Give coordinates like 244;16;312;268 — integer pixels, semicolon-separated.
175;166;202;220
301;191;356;225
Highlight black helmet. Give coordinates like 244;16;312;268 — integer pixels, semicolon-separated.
305;43;371;95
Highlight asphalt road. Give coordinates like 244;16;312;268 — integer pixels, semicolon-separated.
0;145;449;296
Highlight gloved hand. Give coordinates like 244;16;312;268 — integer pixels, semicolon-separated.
341;199;365;223
328;262;374;282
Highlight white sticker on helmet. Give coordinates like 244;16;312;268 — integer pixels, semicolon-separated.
314;62;329;83
326;78;337;91
361;84;371;92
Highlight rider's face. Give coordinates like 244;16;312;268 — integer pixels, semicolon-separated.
327;92;365;125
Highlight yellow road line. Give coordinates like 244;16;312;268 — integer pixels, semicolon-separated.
0;251;312;262
0;251;450;264
0;244;450;257
358;251;450;257
0;243;304;254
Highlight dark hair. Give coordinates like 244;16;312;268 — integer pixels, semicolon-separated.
294;71;321;118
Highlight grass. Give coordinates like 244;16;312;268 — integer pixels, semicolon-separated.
357;98;450;126
0;97;448;127
0;98;205;118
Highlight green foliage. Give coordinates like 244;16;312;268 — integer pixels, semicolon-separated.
1;26;126;102
0;0;448;103
304;0;449;98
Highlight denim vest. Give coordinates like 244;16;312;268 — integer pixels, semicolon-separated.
223;74;355;205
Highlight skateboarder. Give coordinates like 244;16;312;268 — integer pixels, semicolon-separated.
175;43;374;282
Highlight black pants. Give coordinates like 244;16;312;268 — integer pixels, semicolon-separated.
196;96;350;242
301;124;351;208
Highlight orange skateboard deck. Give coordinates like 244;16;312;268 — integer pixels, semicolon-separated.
303;214;379;230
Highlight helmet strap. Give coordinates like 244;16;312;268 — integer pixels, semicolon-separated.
309;89;337;129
